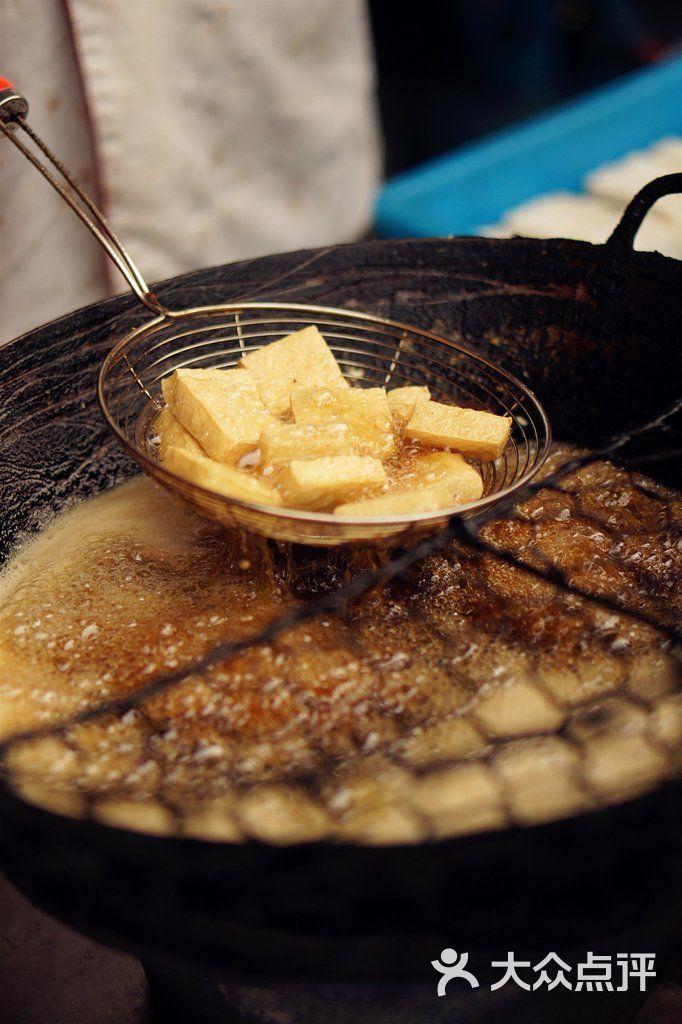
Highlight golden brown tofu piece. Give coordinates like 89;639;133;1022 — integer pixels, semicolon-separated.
155;407;206;460
163;446;282;507
160;367;225;405
403;451;483;503
406;401;511;460
279;455;387;511
336;452;482;516
387;385;431;422
335;487;453;517
290;386;396;457
161;367;277;463
259;421;357;469
239;325;348;416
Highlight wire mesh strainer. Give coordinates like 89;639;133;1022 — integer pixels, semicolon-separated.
0;79;550;545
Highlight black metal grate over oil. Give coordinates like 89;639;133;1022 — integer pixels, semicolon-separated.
1;395;679;844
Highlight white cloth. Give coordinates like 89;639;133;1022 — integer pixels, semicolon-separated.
0;0;380;343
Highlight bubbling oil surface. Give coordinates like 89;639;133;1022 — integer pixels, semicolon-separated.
0;453;680;845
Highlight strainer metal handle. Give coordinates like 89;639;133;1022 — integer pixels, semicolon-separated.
0;77;167;316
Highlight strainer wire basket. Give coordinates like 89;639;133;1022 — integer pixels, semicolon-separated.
100;302;551;544
1;77;550;546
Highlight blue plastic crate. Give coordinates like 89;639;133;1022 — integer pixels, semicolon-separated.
375;57;682;238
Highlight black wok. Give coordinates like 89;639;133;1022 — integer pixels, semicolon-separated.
0;177;681;1022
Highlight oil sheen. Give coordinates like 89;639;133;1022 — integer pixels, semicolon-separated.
0;454;679;844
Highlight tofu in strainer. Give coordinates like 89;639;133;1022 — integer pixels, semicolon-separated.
279;455;387;511
260;421;357;469
406;401;511;461
240;325;348;416
387;385;431;422
155;407;206;460
335;488;451;517
291;385;396;458
336;451;482;516
161;367;277;463
163;446;282;507
403;451;483;502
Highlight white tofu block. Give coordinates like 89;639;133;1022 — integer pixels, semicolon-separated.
291;386;396;457
239;325;348;415
162;367;277;463
406;401;511;461
259;421;357;469
163;446;282;507
279;455;387;511
155;407;206;459
387;385;431;421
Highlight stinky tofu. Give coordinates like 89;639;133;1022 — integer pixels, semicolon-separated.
155;407;206;460
336;451;482;516
406;401;511;461
162;367;277;463
239;325;348;416
387;385;431;422
290;386;396;457
279;455;387;511
163;446;282;507
259;421;357;469
404;451;483;503
335;488;452;517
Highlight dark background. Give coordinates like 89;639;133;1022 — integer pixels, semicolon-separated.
369;0;682;176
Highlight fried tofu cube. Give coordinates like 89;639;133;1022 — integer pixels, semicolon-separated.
155;407;206;460
387;385;431;422
161;367;223;406
163;446;282;507
259;421;357;469
291;386;396;457
279;455;387;510
336;451;482;516
405;451;483;503
161;367;277;463
335;488;453;517
239;325;348;416
406;401;511;460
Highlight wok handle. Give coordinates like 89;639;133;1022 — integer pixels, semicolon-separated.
606;172;682;253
